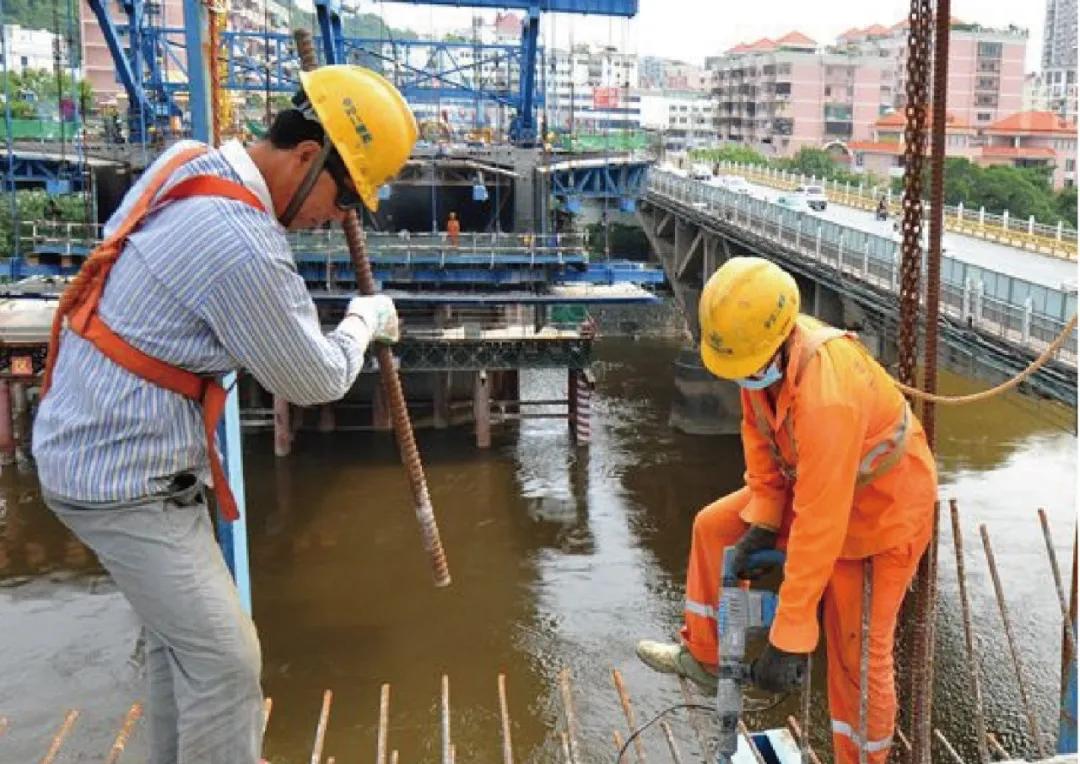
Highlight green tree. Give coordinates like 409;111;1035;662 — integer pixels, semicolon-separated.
689;145;768;166
0;190;87;257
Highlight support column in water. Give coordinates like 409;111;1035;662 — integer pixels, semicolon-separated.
273;395;291;457
474;370;491;449
0;380;14;465
572;369;592;446
669;346;742;435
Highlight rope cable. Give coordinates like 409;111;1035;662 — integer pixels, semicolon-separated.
889;314;1077;405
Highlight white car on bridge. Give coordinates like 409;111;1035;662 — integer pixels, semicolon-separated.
794;184;828;211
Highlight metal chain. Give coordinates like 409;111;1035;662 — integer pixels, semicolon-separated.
896;0;933;389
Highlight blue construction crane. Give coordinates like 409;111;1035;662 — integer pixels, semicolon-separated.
88;0;637;145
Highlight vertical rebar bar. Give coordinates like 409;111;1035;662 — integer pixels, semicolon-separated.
498;673;514;764
659;721;684;764
262;697;273;743
800;653;813;764
442;675;452;764
738;720;768;764
559;731;573;763
786;715;823;764
612;669;646;764
390;751;399;764
558;668;581;764
987;732;1009;760
377;683;390;764
292;27;450;588
1037;508;1078;661
922;0;951;445
859;558;872;764
613;730;627;754
41;710;79;764
678;677;711;762
980;524;1048;758
949;500;990;764
105;703;143;764
895;728;913;754
310;690;332;764
933;729;965;764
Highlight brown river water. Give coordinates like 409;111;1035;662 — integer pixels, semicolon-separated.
0;336;1075;763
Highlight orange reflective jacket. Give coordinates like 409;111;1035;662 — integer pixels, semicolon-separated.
737;315;937;653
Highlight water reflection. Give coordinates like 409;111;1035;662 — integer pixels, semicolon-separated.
0;336;1072;762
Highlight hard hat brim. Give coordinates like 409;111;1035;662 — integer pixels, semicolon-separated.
699;335;783;380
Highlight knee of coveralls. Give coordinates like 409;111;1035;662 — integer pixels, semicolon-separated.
680;487;754;666
823;523;931;764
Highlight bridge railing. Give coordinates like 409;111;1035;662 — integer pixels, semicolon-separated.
713;161;1078;260
284;230;591;259
649;170;1077;366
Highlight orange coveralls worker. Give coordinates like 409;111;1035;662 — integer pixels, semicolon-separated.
447;213;461;247
681;314;937;764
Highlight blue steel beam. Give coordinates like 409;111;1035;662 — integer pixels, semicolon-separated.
385;0;637;15
85;0;157;126
314;0;345;65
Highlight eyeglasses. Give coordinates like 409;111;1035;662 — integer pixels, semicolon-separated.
323;154;364;211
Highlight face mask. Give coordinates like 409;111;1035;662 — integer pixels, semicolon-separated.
735;357;783;390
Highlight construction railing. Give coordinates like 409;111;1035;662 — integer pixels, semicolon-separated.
649;170;1078;366
714;161;1078;261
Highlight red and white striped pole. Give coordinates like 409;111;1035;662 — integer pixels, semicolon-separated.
573;369;592;446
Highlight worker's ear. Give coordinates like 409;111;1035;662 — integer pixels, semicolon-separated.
293;139;324;166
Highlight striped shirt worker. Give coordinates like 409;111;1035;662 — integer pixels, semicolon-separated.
33;140;373;502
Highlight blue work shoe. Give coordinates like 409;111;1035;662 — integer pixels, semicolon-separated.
635;640;718;693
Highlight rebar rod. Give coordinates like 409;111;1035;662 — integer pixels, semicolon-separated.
498;673;514;764
678;677;711;762
987;732;1009;760
659;721;684;764
785;715;823;764
559;731;573;763
292;27;450;587
895;728;913;754
377;683;391;764
391;752;399;764
859;558;873;764
612;669;646;764
310;690;332;764
613;730;626;751
980;525;1048;758
442;675;452;764
738;720;768;764
1037;509;1078;661
949;500;990;764
262;697;273;743
0;717;7;737
41;709;79;764
105;703;143;764
933;729;965;764
558;668;581;764
800;653;813;764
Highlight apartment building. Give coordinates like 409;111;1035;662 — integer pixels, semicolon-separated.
708;20;1028;157
839;20;1027;128
1037;0;1077;119
708;31;893;156
1;25;62;74
545;44;640;131
848;109;1076;189
80;0;290;105
639;90;717;151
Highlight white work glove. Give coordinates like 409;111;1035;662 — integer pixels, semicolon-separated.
343;295;400;344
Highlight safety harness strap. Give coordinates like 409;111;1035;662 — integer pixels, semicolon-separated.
48;150;268;522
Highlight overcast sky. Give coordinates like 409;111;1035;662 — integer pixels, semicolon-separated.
349;0;1046;72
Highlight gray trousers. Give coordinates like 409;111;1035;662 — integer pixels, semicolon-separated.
45;482;264;764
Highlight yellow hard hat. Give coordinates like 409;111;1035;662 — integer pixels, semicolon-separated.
299;65;417;211
698;257;800;379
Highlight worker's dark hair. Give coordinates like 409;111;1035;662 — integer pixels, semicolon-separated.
267;87;325;149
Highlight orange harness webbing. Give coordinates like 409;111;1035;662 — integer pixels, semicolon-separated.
41;146;268;521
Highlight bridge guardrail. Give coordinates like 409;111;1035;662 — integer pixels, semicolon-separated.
649;170;1077;367
713;161;1078;261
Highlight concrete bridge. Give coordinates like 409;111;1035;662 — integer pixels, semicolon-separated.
638;170;1078;431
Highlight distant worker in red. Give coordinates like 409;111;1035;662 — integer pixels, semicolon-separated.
447;211;461;247
637;256;937;764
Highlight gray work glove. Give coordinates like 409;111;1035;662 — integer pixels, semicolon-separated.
345;295;400;344
730;524;781;580
750;642;808;693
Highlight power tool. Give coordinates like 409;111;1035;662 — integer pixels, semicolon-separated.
714;546;786;763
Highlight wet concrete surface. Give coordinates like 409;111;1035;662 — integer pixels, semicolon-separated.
0;337;1075;762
